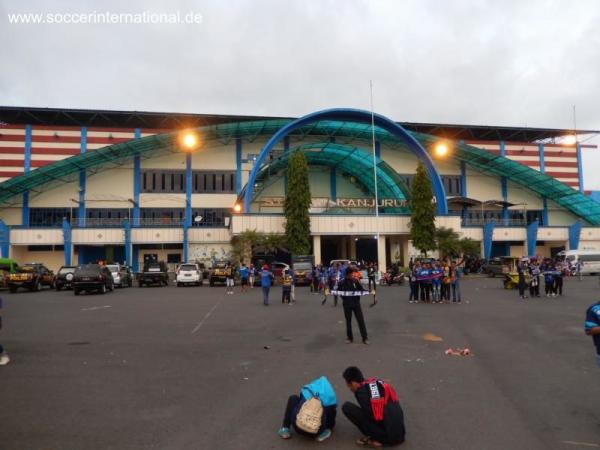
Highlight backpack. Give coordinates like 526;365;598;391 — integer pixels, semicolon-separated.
296;390;323;434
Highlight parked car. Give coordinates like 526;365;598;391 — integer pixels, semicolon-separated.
270;261;290;279
482;257;520;277
72;264;114;295
176;263;203;287
137;261;169;287
0;258;18;288
106;264;133;288
209;261;233;286
8;263;54;293
55;265;78;290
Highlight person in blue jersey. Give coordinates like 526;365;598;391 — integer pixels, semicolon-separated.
248;264;256;288
431;262;442;303
543;262;556;297
528;260;541;298
260;265;274;306
418;263;432;303
584;300;600;368
239;263;249;293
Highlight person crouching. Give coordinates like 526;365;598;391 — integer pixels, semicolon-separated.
278;375;337;443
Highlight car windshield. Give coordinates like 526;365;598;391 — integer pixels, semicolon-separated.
17;266;35;273
59;267;76;274
107;266;119;272
180;265;196;271
294;263;312;270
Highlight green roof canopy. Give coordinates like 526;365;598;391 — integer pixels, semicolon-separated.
1;119;599;225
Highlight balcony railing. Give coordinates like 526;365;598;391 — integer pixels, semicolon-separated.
461;218;530;227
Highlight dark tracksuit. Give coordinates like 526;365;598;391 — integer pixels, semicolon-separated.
342;383;406;446
282;394;337;436
338;277;368;342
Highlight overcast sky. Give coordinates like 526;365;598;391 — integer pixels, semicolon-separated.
1;0;599;188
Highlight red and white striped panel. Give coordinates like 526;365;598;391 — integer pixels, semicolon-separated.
0;125;26;183
463;140;585;190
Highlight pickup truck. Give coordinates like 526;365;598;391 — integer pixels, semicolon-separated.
137;261;169;287
209;261;233;286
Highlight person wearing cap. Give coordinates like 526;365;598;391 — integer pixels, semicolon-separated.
260;264;274;306
337;266;369;345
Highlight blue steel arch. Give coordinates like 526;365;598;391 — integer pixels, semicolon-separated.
242;108;448;214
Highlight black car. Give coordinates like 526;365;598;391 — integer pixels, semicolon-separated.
136;261;169;287
55;265;77;290
72;264;114;295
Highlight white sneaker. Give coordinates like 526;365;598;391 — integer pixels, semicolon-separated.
0;353;10;366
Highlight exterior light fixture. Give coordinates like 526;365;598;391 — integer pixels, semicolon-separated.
181;131;200;150
233;203;242;213
434;142;449;157
562;135;577;145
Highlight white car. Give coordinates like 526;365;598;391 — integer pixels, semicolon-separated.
176;263;202;286
106;264;130;288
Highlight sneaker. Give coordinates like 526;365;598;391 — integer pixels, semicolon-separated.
345;339;353;344
278;427;291;439
316;428;332;442
0;353;10;366
363;339;370;345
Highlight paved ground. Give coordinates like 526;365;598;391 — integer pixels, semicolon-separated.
1;276;599;450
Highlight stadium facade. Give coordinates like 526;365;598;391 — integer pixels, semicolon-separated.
0;106;599;272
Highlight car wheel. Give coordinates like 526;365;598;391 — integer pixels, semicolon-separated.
138;282;144;287
128;280;132;288
100;284;107;294
177;282;181;287
74;289;80;296
35;280;42;291
196;281;201;286
109;283;114;292
56;285;62;291
9;286;17;293
209;280;214;287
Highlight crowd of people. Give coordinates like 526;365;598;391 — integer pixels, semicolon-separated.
516;257;569;300
407;259;463;304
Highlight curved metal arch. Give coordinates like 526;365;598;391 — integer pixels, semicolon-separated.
244;142;411;212
242;108;448;214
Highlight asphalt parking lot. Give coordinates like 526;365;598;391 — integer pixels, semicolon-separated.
1;276;599;450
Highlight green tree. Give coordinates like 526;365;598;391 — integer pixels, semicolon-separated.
230;229;287;264
409;162;436;255
435;227;482;260
284;151;312;255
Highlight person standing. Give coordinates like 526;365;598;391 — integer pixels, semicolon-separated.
260;265;274;306
341;366;406;447
450;261;462;303
336;267;369;345
441;261;451;303
418;263;432;303
585;300;600;368
554;261;564;296
281;269;293;305
408;266;418;304
289;267;296;302
528;261;541;298
367;263;377;293
239;263;249;293
543;265;555;297
248;264;256;288
0;297;9;366
431;262;442;303
517;261;528;300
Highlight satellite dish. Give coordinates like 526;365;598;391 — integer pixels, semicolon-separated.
194;216;203;223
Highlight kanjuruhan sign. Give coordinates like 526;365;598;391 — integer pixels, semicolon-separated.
259;197;408;208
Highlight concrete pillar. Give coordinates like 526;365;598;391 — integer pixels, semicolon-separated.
402;238;410;268
377;235;386;274
350;237;357;260
313;235;321;265
340;237;347;259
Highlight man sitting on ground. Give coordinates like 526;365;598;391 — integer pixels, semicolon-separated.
342;366;405;447
278;375;337;443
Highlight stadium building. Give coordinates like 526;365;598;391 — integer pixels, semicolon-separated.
0;106;599;272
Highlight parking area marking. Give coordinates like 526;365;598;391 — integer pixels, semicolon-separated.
81;305;112;311
191;296;224;334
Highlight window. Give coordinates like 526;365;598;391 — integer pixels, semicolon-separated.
190;208;231;227
29;208;72;227
141;170;236;193
167;253;182;263
398;174;462;196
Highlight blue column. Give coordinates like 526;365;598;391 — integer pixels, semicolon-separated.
132;245;139;273
576;143;584;192
62;218;72;266
526;220;539;256
330;168;337;200
460;160;467;219
124;218;131;267
569;221;582;250
500;141;508;224
0;220;9;258
133;128;141;227
542;198;549;226
184;153;192;263
375;140;381;159
483;220;496;260
235;137;242;194
78;127;87;227
22;124;32;227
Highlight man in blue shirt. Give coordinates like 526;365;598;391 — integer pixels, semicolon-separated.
585;300;600;367
260;265;274;306
239;263;249;293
